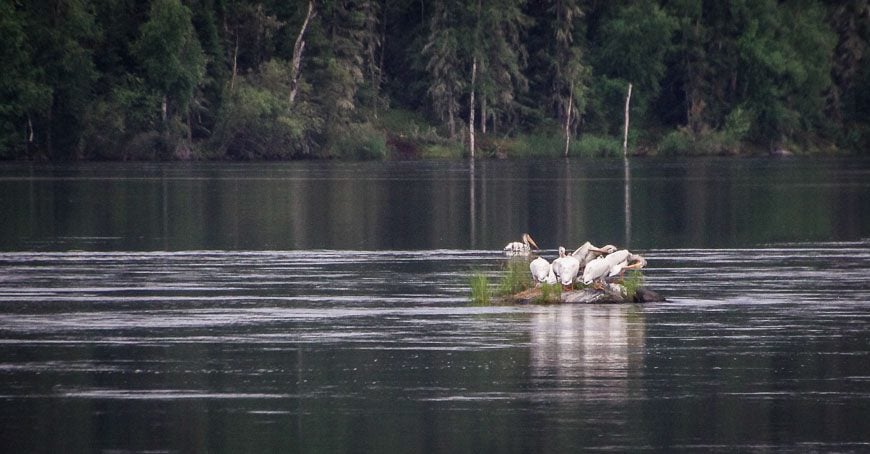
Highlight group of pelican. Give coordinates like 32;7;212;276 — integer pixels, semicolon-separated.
504;234;647;290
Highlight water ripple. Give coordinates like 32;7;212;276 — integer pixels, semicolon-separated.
0;242;868;451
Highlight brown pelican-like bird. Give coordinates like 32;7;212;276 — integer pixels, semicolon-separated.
529;256;557;285
503;233;540;256
551;246;581;290
571;242;617;268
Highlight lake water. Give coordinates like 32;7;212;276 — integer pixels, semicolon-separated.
0;158;868;452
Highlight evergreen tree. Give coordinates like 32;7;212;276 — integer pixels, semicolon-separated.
16;0;99;158
827;0;869;127
358;0;383;114
0;0;862;159
133;0;206;134
666;0;709;135
188;0;229;139
422;0;468;138
592;0;676;133
475;0;530;136
224;1;283;89
664;0;835;147
305;0;375;129
0;1;52;157
527;0;588;153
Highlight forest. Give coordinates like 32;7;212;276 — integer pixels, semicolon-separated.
1;0;868;160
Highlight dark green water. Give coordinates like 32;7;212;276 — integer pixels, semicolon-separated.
0;157;866;251
0;158;868;452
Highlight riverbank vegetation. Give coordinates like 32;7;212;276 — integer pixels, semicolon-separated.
1;1;867;160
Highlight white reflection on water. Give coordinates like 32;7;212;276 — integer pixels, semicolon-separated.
529;304;645;398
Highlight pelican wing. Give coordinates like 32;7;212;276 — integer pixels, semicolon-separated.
582;257;610;285
553;256;580;286
561;257;580;285
503;241;523;251
572;242;618;268
603;250;631;267
550;259;561;280
529;257;551;283
571;242;593;258
503;242;531;256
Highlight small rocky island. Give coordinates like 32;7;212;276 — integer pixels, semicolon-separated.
505;284;666;305
476;235;667;306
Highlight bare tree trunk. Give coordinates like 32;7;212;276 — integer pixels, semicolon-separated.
290;0;315;105
448;102;456;138
376;0;387;118
161;94;168;124
623;82;633;157
623;156;631;246
469;57;477;158
564;86;573;158
469;159;476;247
481;97;487;135
26;116;34;143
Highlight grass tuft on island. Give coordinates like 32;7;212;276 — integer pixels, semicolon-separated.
622;270;644;299
468;259;565;306
469;273;492;306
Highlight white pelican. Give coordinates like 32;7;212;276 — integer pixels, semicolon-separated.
609;253;647;278
551;246;581;290
582;249;631;288
529;256;557;285
571;242;617;268
503;233;540;256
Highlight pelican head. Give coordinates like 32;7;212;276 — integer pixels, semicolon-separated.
523;233;540;250
626;253;647;269
595;244;618;255
607;252;647;277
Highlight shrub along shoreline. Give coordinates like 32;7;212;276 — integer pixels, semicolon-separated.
6;106;841;162
245;108;836;161
101;107;845;162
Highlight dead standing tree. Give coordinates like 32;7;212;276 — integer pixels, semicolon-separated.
623;82;632;157
290;1;315;104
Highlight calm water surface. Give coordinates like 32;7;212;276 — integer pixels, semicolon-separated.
0;158;868;452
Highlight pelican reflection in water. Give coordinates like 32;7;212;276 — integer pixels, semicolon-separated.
529;305;645;395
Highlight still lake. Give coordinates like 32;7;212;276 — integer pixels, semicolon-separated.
0;157;868;452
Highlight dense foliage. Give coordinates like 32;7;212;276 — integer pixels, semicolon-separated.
1;0;867;160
